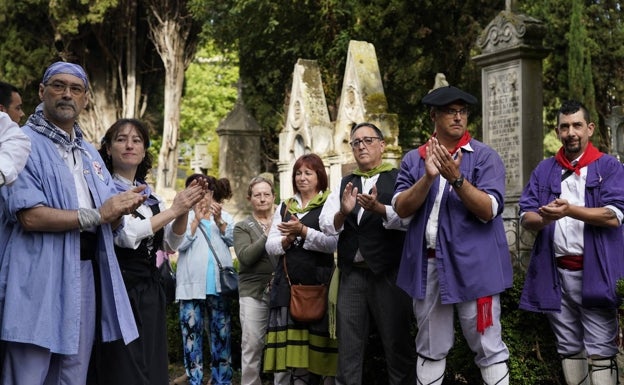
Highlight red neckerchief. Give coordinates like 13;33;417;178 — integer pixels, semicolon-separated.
554;142;603;175
418;131;472;159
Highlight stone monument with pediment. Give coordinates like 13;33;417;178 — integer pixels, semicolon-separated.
277;40;402;199
277;59;334;199
330;40;402;188
472;0;548;268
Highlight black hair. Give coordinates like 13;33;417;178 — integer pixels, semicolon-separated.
0;81;19;108
558;100;590;125
350;122;384;140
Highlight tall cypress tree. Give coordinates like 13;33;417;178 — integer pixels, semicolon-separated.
568;0;598;125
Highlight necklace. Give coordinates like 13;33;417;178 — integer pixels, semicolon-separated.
253;214;272;233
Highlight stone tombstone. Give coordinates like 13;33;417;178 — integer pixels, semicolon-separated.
331;40;402;189
472;2;548;269
278;59;333;200
216;97;263;222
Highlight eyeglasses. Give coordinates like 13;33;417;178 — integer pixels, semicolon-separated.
45;81;86;96
439;107;469;117
349;136;382;148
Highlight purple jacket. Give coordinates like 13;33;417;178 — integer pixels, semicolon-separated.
395;139;513;304
519;155;624;311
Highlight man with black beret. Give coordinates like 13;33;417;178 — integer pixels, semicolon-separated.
392;85;512;384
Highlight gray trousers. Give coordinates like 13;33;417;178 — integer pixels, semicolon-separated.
335;266;416;385
414;258;509;367
547;268;619;358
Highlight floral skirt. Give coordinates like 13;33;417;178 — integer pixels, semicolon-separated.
263;306;338;377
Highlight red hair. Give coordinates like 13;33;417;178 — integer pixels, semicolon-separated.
291;153;328;194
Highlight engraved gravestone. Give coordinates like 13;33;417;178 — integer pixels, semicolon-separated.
472;3;548;268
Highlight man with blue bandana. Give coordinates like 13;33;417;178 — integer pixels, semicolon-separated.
0;61;146;385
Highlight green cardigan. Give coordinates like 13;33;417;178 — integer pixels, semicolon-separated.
233;215;277;299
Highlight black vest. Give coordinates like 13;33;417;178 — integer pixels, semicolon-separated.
270;203;334;308
337;170;405;275
115;199;164;285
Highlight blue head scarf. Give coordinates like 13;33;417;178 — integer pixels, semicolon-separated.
42;61;89;90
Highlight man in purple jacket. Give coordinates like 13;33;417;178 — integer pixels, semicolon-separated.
394;85;512;385
519;100;624;385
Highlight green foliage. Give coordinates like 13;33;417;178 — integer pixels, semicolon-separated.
567;0;598;125
0;1;57;110
202;0;506;167
543;130;561;158
179;42;239;178
521;0;624;152
617;278;624;298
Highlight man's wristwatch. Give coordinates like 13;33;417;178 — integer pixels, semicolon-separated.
451;175;464;189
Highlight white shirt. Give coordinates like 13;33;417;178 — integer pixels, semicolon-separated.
265;193;338;257
391;143;498;249
112;174;184;252
0;112;30;186
319;174;405;262
553;161;623;257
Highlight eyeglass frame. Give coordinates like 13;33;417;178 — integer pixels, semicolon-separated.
349;136;383;148
437;107;469;117
44;81;87;96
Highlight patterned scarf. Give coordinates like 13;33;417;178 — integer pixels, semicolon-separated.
286;190;330;214
27;103;89;157
554;141;603;176
352;162;394;178
417;131;472;159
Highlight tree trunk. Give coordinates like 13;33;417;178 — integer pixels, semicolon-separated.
146;1;200;192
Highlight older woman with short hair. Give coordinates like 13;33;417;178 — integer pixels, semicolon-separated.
234;175;289;385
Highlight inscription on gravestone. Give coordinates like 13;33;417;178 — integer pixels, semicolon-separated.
484;63;521;193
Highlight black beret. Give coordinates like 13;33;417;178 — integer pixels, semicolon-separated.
421;86;477;107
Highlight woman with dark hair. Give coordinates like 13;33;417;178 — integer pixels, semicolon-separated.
264;154;338;385
174;174;235;385
94;119;206;385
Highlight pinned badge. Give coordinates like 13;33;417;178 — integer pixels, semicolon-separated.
92;160;105;181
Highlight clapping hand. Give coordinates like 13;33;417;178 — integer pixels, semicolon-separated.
100;185;147;223
277;215;302;242
171;178;208;217
340;182;357;216
357;184;379;212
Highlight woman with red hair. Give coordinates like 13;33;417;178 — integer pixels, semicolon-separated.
263;154;338;384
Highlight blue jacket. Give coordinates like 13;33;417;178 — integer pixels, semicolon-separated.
395;139;513;303
0;125;138;354
519;155;624;311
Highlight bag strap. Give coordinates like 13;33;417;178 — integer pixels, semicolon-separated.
283;255;294;287
197;221;224;271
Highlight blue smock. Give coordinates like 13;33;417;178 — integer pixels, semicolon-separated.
0;126;138;355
